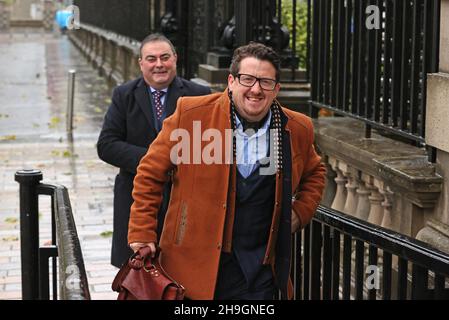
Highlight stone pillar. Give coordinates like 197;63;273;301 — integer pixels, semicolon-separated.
194;0;308;112
88;33;97;63
111;43;125;86
329;157;347;212
95;33;105;70
95;36;108;76
100;38;113;80
420;0;449;253
128;47;141;80
354;175;372;221
84;31;93;61
343;167;360;216
380;187;394;230
439;0;449;74
367;178;385;225
321;155;337;207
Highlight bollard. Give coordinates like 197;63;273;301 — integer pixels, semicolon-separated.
15;169;43;300
66;69;76;133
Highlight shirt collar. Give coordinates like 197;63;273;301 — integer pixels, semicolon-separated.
235;109;271;136
149;86;168;94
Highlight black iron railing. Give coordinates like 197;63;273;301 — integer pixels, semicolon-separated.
309;0;440;144
15;170;90;300
290;206;449;300
73;0;310;81
73;0;152;42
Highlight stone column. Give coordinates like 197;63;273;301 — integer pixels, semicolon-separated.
420;0;449;254
343;167;360;216
84;31;93;61
367;178;385;225
128;46;141;80
195;0;306;103
354;174;372;221
321;155;337;207
380;187;394;230
329;157;347;212
93;35;106;70
88;33;96;63
111;43;125;86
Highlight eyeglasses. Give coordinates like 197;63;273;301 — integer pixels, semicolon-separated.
235;73;278;91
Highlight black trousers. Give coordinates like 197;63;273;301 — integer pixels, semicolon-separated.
214;252;275;300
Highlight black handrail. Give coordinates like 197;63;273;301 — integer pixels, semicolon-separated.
292;205;449;300
315;206;449;274
15;169;90;300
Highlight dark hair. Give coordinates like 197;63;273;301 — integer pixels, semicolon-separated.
139;33;177;58
229;42;281;82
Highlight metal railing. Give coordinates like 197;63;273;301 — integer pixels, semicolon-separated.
15;169;90;300
291;206;449;300
73;0;310;81
309;0;440;145
72;0;152;42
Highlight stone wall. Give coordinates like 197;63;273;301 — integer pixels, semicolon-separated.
415;0;449;254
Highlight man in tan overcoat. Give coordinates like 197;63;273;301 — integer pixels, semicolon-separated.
128;42;326;300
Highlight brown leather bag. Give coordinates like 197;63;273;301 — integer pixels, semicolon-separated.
112;246;185;300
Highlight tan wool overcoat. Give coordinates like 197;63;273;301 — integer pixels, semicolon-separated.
128;90;326;299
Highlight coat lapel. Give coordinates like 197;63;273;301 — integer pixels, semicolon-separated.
165;77;184;117
134;78;157;134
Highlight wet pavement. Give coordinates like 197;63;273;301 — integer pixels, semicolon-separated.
0;28;119;299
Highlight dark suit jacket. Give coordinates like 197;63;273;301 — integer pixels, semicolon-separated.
97;76;210;267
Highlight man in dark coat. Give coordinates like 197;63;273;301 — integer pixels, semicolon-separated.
97;33;210;267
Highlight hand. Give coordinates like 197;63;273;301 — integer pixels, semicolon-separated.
291;210;300;233
129;242;157;258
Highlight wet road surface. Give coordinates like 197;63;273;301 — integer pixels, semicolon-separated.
0;27;119;300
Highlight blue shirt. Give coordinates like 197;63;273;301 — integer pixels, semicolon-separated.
149;86;168;105
235;110;272;178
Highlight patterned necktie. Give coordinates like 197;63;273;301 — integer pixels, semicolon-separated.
153;90;165;120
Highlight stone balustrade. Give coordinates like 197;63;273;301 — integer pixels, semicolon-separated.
68;23;141;87
315;117;443;243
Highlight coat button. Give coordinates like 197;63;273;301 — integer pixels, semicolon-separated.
223;204;227;209
217;243;222;250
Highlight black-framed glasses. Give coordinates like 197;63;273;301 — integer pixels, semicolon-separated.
235;73;278;91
